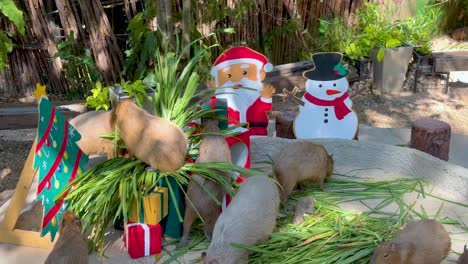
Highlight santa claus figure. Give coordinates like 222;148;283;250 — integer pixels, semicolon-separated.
209;46;276;136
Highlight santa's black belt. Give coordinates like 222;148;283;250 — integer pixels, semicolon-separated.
247;122;269;128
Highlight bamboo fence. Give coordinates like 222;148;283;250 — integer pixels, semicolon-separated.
1;0;417;97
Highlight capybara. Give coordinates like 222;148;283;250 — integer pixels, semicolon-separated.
178;120;232;247
452;26;468;41
114;98;188;172
459;245;468;264
272;141;334;206
69;110;116;159
292;196;315;225
44;211;88;264
371;219;451;264
201;176;280;264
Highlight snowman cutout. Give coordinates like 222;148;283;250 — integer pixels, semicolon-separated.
293;52;358;139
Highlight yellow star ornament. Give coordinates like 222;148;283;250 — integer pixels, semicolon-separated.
34;83;48;100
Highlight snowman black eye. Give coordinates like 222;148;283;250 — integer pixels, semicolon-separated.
333;83;336;87
242;71;247;75
318;84;322;88
227;74;232;78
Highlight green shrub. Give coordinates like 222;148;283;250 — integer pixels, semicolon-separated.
402;2;443;55
54;31;101;97
85;82;110;110
0;0;24;70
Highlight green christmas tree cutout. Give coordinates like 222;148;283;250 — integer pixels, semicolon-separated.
33;97;89;241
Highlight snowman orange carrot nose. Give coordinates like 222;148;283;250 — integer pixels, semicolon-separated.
326;89;340;95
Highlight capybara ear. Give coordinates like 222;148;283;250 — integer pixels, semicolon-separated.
74;218;82;227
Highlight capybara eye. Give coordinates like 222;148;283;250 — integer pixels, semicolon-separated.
227;74;232;78
242;71;247;75
384;253;389;258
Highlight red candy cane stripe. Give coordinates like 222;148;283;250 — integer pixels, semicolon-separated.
42;199;64;229
36;106;56;153
37;122;69;195
42;149;83;229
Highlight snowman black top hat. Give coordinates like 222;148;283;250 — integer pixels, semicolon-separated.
303;52;350;81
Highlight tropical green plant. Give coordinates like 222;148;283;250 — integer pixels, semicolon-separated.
440;0;468;32
401;1;443;55
0;0;25;70
60;34;261;256
316;17;352;54
118;79;151;108
54;31;101;97
124;0;159;81
348;2;407;62
85;82;110;110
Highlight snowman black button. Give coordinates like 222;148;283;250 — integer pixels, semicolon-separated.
324;119;328;123
325;108;328;111
324;113;328;117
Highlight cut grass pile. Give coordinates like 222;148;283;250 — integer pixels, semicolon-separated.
162;176;468;264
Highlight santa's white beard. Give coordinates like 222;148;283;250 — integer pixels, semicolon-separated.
215;78;262;123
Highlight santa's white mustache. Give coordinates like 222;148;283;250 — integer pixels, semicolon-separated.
215;79;262;95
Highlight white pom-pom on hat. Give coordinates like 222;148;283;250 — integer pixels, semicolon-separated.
264;63;273;72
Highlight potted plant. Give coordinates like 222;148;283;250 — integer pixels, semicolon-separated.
343;37;374;82
370;22;414;95
316;16;372;82
401;2;443;92
345;3;414;95
108;79;156;113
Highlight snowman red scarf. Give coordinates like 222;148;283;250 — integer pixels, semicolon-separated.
304;92;351;120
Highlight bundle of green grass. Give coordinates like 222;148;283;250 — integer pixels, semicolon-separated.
163;177;467;264
57;38;256;255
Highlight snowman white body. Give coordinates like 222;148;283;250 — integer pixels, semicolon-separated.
293;77;358;139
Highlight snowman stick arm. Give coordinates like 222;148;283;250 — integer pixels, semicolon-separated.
282;87;305;106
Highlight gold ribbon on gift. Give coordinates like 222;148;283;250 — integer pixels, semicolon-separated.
129;187;169;225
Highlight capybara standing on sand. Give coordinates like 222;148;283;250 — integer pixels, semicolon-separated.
371;219;451;264
201;176;280;264
44;211;88;264
114;98;188;172
69;110;116;159
178;120;232;247
272;141;334;206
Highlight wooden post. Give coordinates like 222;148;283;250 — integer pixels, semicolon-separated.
0;140;55;249
275;111;297;139
410;118;451;161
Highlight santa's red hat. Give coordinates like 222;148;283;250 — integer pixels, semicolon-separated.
211;46;273;77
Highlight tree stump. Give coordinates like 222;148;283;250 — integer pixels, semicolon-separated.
275;111;297;139
410;118;451;161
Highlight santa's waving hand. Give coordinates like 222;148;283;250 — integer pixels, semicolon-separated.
209;46;275;136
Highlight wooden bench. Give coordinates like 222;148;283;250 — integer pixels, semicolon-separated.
414;51;468;93
267;59;372;98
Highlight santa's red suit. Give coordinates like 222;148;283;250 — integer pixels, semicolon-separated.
226;97;272;136
209;46;274;212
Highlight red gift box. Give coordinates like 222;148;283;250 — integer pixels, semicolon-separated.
124;222;162;259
